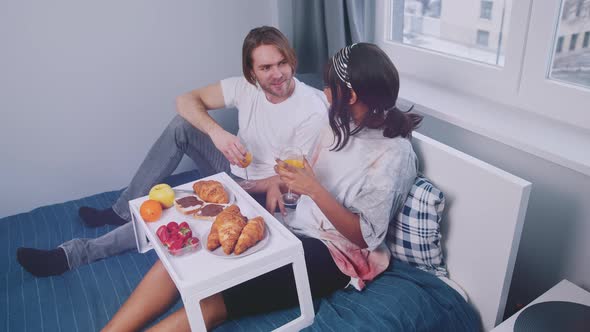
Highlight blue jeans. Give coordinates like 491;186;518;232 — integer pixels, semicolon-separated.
60;115;230;269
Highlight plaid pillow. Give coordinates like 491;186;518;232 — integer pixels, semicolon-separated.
389;176;448;277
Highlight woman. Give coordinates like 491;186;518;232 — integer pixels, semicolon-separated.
102;43;422;331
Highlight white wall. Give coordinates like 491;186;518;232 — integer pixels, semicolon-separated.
0;0;276;218
415;112;590;318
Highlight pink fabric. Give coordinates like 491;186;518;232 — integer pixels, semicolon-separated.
318;230;390;290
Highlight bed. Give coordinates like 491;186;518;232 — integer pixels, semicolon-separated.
0;133;530;331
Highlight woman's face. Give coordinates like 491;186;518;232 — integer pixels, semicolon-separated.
323;86;332;105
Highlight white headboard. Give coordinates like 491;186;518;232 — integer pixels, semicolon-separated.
412;132;531;332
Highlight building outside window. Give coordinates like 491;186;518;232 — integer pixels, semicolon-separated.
380;0;590;128
576;0;585;16
481;0;493;20
388;0;510;66
477;29;490;46
550;0;590;89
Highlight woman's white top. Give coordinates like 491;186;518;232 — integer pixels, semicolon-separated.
285;125;417;289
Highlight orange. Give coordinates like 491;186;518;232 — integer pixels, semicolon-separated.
140;199;162;222
240;152;253;168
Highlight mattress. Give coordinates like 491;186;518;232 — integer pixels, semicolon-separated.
0;170;479;331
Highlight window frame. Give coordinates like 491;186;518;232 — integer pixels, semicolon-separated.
375;0;531;110
375;0;590;131
519;0;590;129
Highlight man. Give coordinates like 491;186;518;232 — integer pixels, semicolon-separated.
17;26;328;277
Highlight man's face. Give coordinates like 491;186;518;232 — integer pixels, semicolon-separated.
250;44;295;103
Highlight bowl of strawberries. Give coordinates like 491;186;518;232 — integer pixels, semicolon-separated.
156;221;200;256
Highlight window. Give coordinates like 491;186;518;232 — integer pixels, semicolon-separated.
481;1;493;19
549;1;590;89
387;0;510;66
477;30;490;46
376;0;590;131
556;36;565;52
570;33;579;50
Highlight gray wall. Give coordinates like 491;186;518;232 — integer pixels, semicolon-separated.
416;113;590;317
0;0;275;218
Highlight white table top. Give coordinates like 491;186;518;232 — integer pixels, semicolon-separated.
129;172;302;295
492;279;590;331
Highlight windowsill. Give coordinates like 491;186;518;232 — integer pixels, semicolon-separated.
398;75;590;177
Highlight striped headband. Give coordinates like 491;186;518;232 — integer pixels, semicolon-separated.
332;43;357;89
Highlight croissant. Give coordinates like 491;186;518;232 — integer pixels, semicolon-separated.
207;205;245;252
206;217;223;251
193;180;229;204
234;217;266;255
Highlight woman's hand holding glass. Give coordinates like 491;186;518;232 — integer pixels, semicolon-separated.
275;154;319;203
264;177;286;216
276;147;304;205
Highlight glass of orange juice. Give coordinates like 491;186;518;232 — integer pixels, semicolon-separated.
238;141;255;190
279;146;304;206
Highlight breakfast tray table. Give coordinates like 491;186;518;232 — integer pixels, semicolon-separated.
129;172;314;331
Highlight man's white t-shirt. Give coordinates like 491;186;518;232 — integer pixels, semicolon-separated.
220;76;328;180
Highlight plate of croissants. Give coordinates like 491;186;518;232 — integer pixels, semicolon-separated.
174;180;236;221
205;205;269;258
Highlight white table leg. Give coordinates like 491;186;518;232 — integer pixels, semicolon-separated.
184;294;208;332
293;251;315;323
274;249;315;331
129;205;152;253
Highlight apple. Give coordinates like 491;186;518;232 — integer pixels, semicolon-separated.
149;183;175;209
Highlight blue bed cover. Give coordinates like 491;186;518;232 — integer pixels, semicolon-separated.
0;171;479;331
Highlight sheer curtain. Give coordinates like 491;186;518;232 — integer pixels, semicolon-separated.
291;0;375;75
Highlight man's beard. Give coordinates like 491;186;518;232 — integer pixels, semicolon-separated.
260;76;293;99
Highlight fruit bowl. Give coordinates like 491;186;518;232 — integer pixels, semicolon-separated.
156;221;200;257
168;238;200;256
